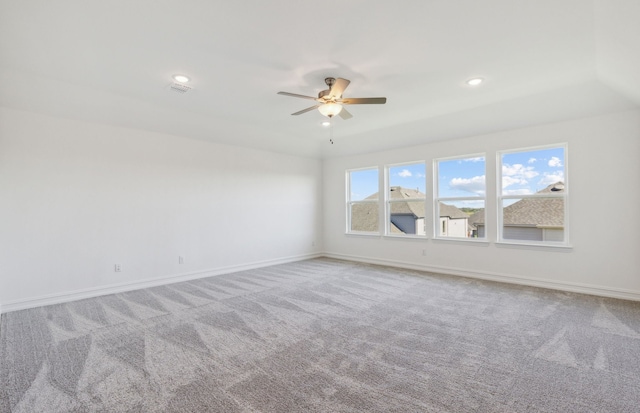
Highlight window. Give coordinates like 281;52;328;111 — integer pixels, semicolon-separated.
346;167;380;233
386;162;426;236
498;145;568;245
434;155;486;239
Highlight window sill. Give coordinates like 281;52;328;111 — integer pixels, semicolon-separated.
383;234;427;241
345;232;381;238
495;241;573;251
432;237;490;246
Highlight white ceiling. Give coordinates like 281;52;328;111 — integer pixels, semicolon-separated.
1;0;638;159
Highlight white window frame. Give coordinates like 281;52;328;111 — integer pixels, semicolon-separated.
384;161;427;237
497;143;570;247
346;166;381;235
433;153;487;241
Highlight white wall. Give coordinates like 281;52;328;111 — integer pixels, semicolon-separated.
0;107;323;310
2;107;639;312
323;110;640;299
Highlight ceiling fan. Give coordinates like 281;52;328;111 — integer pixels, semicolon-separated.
277;77;386;120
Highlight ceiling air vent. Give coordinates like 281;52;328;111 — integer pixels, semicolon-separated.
170;82;191;93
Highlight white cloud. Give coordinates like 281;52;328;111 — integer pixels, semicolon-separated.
538;171;565;186
463;157;485;163
502;176;528;189
548;157;563;167
449;175;486;195
528;157;537;164
397;169;412;178
502;163;539;179
501;163;539;190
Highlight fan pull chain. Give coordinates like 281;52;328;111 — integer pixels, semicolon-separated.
329;117;334;144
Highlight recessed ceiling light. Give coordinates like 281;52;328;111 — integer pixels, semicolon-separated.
321;121;331;127
466;77;483;86
173;74;190;83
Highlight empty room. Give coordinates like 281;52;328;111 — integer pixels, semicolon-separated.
1;0;639;412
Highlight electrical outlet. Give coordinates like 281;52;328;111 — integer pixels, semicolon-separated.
115;264;122;272
179;256;185;264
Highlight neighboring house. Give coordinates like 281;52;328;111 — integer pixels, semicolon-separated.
438;203;470;237
351;187;469;236
470;182;564;241
388;187;426;235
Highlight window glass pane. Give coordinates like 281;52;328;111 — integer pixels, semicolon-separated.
347;167;380;233
501;147;565;195
437;156;485;198
438;201;485;238
435;156;486;239
349;168;379;201
501;197;565;242
388;200;425;235
389;163;426;193
386;163;426;236
350;202;379;232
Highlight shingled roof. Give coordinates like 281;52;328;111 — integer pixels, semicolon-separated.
350;202;379;232
389;186;425;217
439;203;469;219
470;182;564;228
350;187;469;232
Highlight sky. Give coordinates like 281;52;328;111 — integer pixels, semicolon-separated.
349;147;565;204
500;147;565;196
436;156;485;208
389;163;426;193
349;168;380;201
349;163;426;201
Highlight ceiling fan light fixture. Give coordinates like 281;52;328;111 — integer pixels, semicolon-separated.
318;102;343;118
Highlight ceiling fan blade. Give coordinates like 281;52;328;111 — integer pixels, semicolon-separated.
278;91;318;101
338;107;353;120
341;97;387;105
329;78;350;98
291;105;320;115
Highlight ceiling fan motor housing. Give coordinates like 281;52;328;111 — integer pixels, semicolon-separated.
319;78;337;100
318;89;332;100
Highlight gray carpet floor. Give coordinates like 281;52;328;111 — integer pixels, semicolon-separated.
1;258;640;412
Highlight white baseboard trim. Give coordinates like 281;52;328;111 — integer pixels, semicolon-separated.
324;252;640;302
2;253;323;313
4;251;638;314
